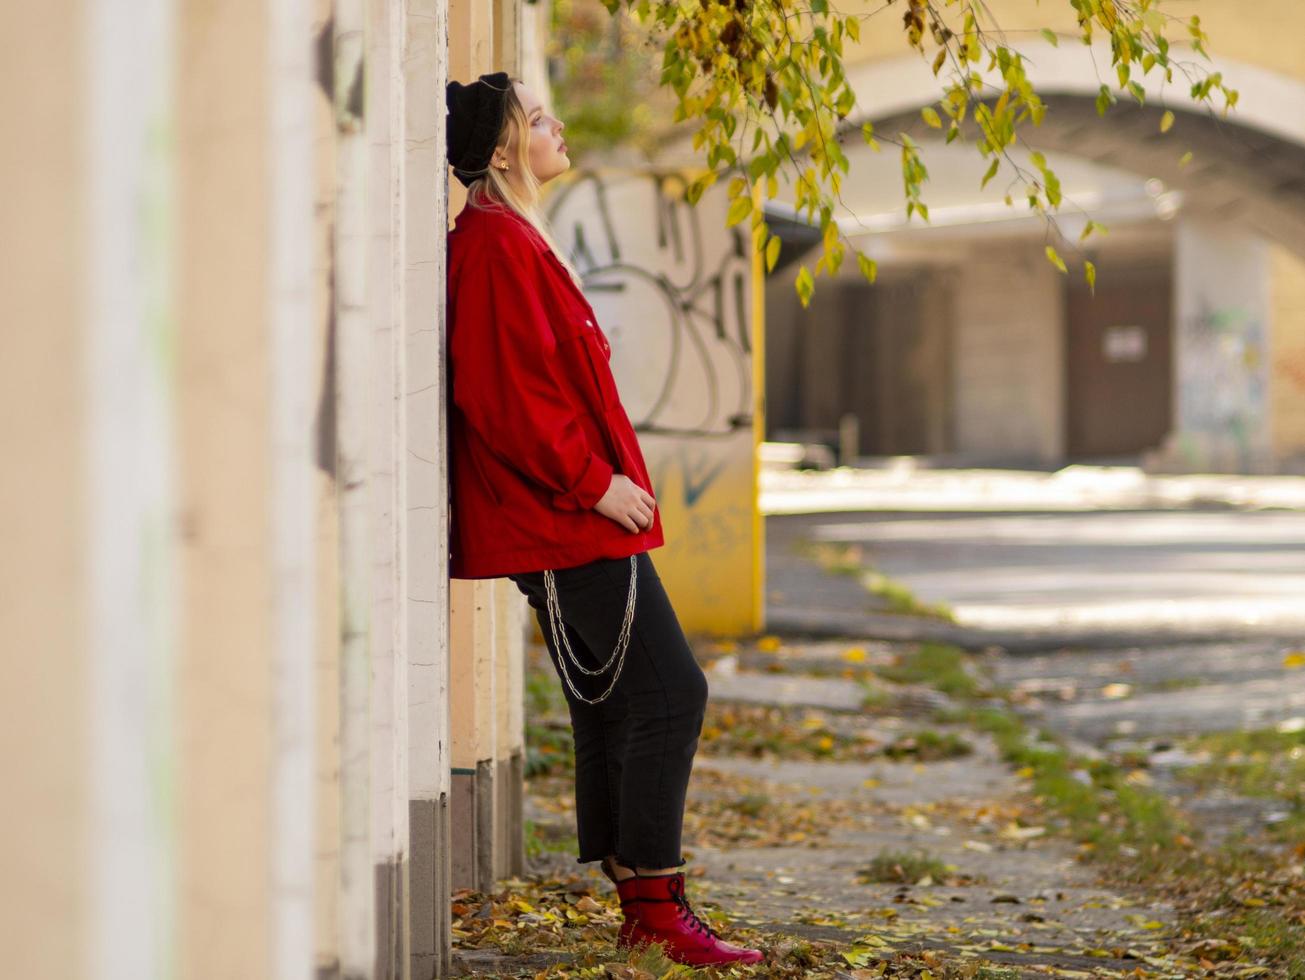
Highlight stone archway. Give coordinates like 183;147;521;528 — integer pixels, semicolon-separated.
841;41;1305;256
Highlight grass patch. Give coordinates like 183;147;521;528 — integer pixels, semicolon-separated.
525;719;574;778
877;642;987;701
956;702;1305;976
523;818;577;860
856;848;950;884
859;570;955;621
882;728;974;761
799;539;955;620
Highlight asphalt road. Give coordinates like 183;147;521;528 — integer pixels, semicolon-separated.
786;508;1305;635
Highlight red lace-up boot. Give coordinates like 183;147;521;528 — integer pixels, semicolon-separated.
599;857;642;949
627;871;765;966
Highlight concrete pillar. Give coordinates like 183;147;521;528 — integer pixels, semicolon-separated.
269;0;322;975
1159;221;1273;473
331;0;377;973
406;0;454;976
952;244;1065;465
365;0;412;974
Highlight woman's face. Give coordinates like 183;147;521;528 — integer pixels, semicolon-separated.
506;81;569;184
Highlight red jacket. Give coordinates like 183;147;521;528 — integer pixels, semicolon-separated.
447;201;664;578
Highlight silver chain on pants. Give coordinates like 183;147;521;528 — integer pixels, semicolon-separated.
543;554;638;705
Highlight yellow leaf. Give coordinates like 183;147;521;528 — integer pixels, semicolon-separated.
842;646;868;663
1015;766;1035;779
757;635;782;652
1160;109;1175;133
1282;651;1305;669
921;106;942;129
1044;245;1067;274
863;777;881;788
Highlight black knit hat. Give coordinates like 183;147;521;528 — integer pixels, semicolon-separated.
447;71;513;188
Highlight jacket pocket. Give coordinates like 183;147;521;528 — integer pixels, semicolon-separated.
575;318;621;411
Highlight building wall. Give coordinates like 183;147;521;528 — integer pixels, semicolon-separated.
952;245;1065;464
547;172;763;635
176;0;277;973
841;0;1305;87
0;2;88;976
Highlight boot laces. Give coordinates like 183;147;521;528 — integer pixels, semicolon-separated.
668;876;720;939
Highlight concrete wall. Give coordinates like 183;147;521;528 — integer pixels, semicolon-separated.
952;245;1066;464
546;172;764;636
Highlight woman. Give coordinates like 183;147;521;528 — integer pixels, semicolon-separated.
445;71;764;968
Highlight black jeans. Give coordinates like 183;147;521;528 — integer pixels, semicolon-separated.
509;551;709;870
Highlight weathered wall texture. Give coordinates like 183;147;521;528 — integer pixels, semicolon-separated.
952;245;1066;464
547;172;762;635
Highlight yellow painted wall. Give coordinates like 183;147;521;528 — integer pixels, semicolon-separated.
1270;246;1305;468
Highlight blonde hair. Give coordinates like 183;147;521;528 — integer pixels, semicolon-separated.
463;78;585;289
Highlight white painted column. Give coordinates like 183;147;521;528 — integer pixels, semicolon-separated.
269;0;320;977
366;0;412;973
332;0;376;972
83;0;179;977
404;0;453;976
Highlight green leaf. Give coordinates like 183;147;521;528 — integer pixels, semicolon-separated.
1045;245;1068;274
857;252;878;284
765;235;781;273
726;194;753;227
1040;29;1058;47
981;158;1000;189
1084;260;1097;294
1178;151;1193;167
795;265;815;308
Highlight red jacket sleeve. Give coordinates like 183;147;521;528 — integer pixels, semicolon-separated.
449;236;613;511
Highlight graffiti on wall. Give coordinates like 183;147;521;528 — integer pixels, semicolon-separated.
547;171;758;633
547;172;752;437
1175;299;1270;469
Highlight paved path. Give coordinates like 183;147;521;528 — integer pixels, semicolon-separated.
767;509;1305;649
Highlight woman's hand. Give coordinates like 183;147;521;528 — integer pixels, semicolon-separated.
594;474;657;533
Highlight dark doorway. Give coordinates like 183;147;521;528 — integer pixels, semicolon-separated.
1065;260;1173;458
